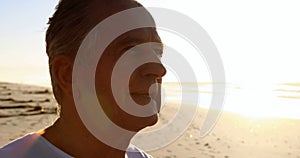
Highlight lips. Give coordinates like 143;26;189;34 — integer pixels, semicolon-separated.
130;92;150;95
129;85;159;96
130;92;151;99
130;91;158;98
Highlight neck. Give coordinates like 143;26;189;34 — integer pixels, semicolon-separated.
42;110;135;158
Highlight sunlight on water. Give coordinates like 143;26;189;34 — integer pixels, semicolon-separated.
162;82;300;120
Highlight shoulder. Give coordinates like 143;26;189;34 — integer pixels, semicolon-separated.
0;133;40;157
0;133;71;158
126;144;153;158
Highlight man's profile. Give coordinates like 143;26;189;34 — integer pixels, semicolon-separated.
0;0;166;157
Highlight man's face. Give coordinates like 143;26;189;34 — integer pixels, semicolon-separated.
95;27;166;131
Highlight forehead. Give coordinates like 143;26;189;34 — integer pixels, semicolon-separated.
104;27;163;59
87;1;163;51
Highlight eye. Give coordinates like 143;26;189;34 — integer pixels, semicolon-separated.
154;49;163;58
151;44;164;58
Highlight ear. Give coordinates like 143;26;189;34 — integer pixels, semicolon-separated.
51;55;73;97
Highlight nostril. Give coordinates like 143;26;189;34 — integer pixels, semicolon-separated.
157;78;162;84
140;63;167;78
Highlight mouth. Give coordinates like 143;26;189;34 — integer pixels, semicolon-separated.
130;91;159;99
129;91;161;111
130;93;152;101
130;91;149;94
129;91;154;106
129;84;161;110
130;92;150;96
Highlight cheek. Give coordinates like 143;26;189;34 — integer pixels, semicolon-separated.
95;60;115;107
129;69;141;83
95;54;115;87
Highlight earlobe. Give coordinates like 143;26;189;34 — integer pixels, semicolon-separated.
51;55;73;97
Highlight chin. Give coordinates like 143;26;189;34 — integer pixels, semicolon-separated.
113;94;161;131
144;113;159;127
122;113;159;132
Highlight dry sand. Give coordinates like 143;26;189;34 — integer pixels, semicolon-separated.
1;82;300;158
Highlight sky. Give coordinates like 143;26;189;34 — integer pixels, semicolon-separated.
0;0;300;87
0;0;57;86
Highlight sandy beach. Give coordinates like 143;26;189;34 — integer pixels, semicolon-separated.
1;82;300;158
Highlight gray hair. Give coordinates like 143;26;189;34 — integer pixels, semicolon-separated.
46;0;140;104
46;0;91;104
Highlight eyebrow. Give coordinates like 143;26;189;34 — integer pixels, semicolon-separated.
120;36;146;46
121;27;163;44
120;35;164;53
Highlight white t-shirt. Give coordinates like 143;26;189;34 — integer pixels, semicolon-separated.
0;133;152;158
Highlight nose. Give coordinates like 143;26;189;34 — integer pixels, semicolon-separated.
141;63;167;81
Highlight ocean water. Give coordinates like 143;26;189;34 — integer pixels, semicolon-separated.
162;82;300;120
